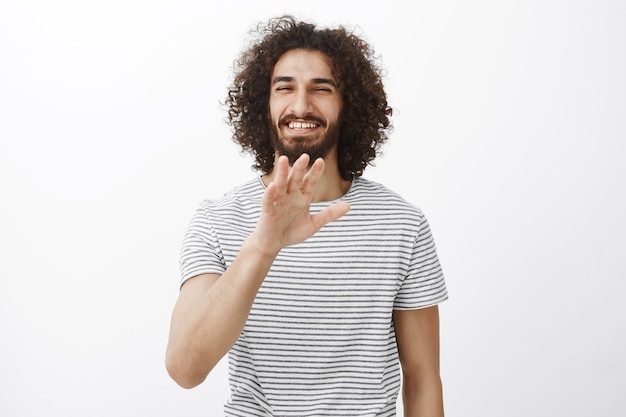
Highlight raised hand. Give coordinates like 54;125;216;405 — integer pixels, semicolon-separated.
252;154;350;257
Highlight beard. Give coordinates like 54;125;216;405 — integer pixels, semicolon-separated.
269;114;341;167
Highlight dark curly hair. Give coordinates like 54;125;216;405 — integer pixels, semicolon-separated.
226;15;392;180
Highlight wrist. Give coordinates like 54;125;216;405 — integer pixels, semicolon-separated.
244;231;281;260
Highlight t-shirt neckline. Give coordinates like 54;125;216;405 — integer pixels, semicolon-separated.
255;175;356;205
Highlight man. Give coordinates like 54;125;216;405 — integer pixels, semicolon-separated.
166;15;448;417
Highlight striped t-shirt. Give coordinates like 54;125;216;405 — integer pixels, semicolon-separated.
179;176;448;416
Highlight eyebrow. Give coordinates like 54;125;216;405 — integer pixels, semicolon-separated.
272;76;337;87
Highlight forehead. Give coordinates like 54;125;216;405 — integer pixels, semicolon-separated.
272;49;335;81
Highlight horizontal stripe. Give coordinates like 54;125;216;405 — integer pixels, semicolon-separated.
179;176;447;416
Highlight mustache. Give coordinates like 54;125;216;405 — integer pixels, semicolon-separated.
278;114;327;127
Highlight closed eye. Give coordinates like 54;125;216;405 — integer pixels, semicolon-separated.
274;85;293;92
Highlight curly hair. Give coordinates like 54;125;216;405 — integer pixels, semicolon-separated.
226;15;392;180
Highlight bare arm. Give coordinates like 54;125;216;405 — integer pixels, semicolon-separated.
393;305;444;417
165;154;350;388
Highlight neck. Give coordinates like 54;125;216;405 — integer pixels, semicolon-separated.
262;150;352;202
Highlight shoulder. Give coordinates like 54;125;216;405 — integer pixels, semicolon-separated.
197;177;264;211
348;177;425;220
188;178;264;237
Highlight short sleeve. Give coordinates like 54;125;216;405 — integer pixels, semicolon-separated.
393;214;448;310
178;202;227;288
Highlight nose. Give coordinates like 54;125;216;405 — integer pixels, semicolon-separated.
289;88;312;117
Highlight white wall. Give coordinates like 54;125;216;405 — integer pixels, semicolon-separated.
1;0;624;416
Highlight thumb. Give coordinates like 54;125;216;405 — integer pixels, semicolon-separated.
310;202;350;231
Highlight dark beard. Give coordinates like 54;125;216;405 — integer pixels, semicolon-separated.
269;117;340;167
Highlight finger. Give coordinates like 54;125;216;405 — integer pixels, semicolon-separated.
272;155;290;192
300;157;325;196
310;201;351;231
261;180;279;214
287;153;310;193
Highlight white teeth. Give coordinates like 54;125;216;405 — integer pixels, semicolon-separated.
288;121;317;129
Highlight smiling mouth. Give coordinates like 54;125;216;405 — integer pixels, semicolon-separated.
287;121;318;130
280;114;326;131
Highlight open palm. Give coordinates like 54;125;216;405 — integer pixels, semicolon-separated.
252;154;350;257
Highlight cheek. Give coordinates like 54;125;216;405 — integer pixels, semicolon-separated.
326;104;342;123
321;97;342;119
268;98;285;120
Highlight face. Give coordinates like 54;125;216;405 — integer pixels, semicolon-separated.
268;48;343;166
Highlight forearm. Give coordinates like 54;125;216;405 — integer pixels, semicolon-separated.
167;155;350;388
402;374;444;417
166;236;277;387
